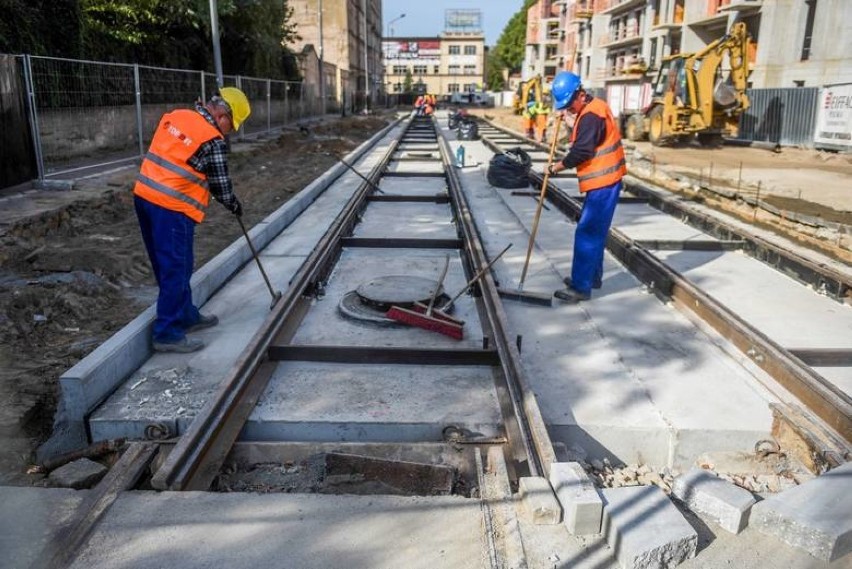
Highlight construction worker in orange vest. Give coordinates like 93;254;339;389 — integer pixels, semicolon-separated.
133;87;251;352
531;99;550;142
414;94;425;116
521;101;536;139
546;71;626;303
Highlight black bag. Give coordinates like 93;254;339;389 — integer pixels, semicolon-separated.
457;120;479;140
487;147;532;189
448;111;464;130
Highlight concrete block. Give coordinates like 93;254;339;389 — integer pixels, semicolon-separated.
672;467;756;534
49;458;107;489
601;485;697;569
549;461;603;535
751;461;852;562
518;476;561;525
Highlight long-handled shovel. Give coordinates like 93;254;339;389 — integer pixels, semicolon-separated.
516;118;562;296
237;216;282;309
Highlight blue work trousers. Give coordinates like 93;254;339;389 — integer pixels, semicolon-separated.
134;196;201;343
570;180;622;294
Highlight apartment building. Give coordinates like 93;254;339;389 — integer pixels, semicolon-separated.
289;0;383;106
528;0;852;113
382;32;486;98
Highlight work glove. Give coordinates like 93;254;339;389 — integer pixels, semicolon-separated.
228;198;243;218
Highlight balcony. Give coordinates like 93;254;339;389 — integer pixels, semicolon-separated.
599;0;646;16
716;0;763;13
599;26;643;48
571;2;595;21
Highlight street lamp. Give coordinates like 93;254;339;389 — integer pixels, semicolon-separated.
386;13;405;39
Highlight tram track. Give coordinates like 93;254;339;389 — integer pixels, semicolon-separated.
32;110;852;568
477;118;851;459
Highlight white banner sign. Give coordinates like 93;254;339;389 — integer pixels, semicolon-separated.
815;83;852;150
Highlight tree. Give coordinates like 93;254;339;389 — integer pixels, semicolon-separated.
486;0;537;90
0;0;83;57
403;69;412;93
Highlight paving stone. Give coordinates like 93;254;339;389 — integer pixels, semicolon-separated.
672;467;756;534
518;476;561;525
548;462;603;535
601;485;697;569
750;461;852;562
49;458;107;489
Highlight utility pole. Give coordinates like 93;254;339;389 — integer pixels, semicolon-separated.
318;0;325;111
209;0;224;89
362;0;369;113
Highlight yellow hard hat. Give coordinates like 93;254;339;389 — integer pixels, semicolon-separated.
219;87;251;130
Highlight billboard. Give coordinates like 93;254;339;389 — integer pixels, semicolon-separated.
814;83;852;150
445;9;482;32
383;40;441;60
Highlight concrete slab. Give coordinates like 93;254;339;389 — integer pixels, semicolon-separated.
387;161;445;174
601;485;698;569
247;361;501;442
615;203;719;242
353;201;457;240
549;461;604;535
68;491;487;569
750;461;852;562
655;249;852;356
452;134;776;468
672;467;756;534
0;486;87;569
377;176;447;197
518;476;562;525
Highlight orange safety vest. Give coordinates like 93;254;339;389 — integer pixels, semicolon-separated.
133;109;224;223
570;98;627;193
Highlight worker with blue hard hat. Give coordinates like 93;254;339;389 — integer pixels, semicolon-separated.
546;71;626;303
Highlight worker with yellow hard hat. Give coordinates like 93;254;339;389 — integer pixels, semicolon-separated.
133;87;252;353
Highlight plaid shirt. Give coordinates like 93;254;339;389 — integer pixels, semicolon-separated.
188;103;239;211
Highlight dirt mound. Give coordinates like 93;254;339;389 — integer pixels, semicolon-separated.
0;113;392;485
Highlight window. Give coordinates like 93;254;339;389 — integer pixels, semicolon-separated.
448;83;460;93
801;0;817;60
393;65;407;75
464;83;477;92
463;65;477;75
413;65;427;74
794;80;805;87
448;45;460;55
433;65;440;74
464;45;477;55
393;83;402;93
649;38;658;69
448;64;461;74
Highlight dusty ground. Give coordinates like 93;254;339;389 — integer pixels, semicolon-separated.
0;114;392;485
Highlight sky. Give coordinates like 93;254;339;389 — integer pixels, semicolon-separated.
381;0;525;46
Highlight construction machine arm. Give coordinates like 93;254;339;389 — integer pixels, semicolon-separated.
690;22;750;127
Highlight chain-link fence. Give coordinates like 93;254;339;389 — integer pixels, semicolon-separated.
11;54;333;181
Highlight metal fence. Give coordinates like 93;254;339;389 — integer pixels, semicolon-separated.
12;54;338;181
738;87;819;147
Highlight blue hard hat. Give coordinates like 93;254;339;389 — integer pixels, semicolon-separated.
551;71;582;110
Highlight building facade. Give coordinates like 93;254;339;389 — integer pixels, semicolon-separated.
382;32;486;98
289;0;383;108
525;0;852;113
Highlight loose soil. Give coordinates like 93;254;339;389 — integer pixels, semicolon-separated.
0;114;392;485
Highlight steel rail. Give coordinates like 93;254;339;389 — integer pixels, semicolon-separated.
438;128;556;479
526;172;852;444
151;121;407;491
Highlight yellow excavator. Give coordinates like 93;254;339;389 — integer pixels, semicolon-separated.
513;76;543;114
623;22;750;146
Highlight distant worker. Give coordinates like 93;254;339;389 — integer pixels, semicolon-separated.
546;71;626;303
423;93;435;116
531;99;550;143
414;94;425;116
133;87;251;352
521;101;536;139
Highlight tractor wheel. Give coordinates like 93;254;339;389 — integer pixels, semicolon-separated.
625;114;647;142
648;106;667;146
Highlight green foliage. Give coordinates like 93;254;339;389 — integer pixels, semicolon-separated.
1;0;300;79
403;69;412;93
487;0;537;89
0;0;83;57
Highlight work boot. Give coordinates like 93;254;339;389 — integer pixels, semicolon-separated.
554;288;591;303
152;337;205;353
563;276;602;289
185;313;219;333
